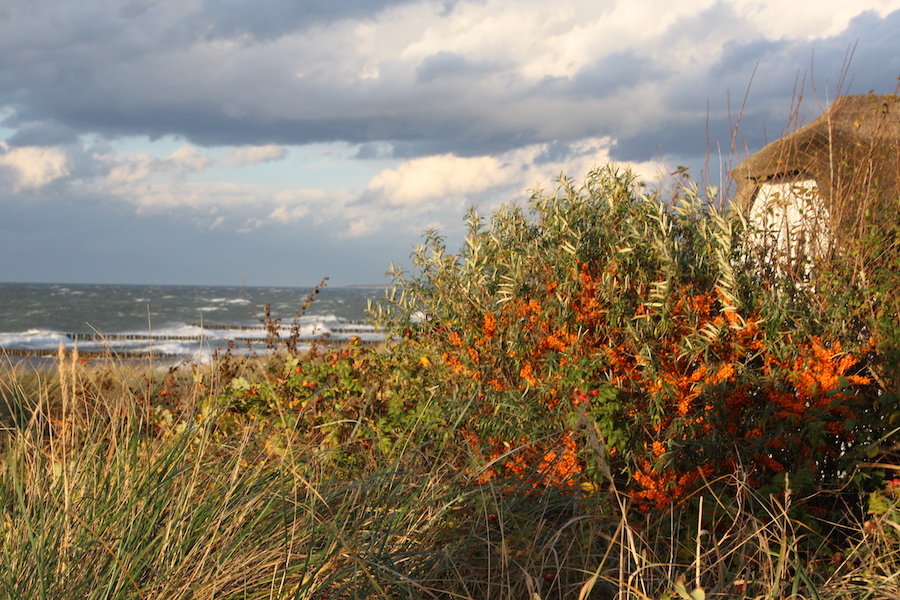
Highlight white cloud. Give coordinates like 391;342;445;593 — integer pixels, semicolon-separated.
365;136;663;209
167;145;214;172
125;181;265;213
267;188;356;223
102;145;215;186
266;203;310;224
735;0;900;38
338;135;668;244
233;187;353;231
103;152;153;185
0;144;70;192
342;218;374;238
366;153;514;207
400;1;659;80
224;144;287;167
89;144;257;218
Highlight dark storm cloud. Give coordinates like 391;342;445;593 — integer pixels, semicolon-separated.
533;141;577;165
5;121;81;147
415;51;501;83
1;0;899;170
189;0;424;42
610;122;710;164
566;51;665;99
608;8;900;166
353;142;394;159
708;38;786;87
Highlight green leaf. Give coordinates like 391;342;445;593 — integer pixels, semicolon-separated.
230;377;251;392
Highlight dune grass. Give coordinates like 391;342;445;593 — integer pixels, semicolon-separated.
2;349;898;599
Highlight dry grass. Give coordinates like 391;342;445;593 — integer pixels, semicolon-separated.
1;342;897;599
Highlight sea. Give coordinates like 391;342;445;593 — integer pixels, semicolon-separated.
0;282;389;364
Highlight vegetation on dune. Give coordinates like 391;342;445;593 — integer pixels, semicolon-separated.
375;166;886;508
1;143;899;597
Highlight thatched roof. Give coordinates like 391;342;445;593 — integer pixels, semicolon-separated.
732;94;900;223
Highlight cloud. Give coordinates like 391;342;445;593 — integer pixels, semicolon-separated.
120;180;265;214
2;0;899;169
97;151;358;230
0;144;70;192
167;145;215;172
415;51;501;83
189;0;424;42
4;121;80;147
101;145;214;186
265;203;310;224
259;188;341;226
342;218;375;238
566;51;666;99
366;153;513;207
364;136;661;210
86;145;264;222
224;144;287;167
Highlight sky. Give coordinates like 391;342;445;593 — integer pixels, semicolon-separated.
1;0;899;287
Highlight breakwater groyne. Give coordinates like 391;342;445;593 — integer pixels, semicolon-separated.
1;322;387;360
62;332;381;344
2;335;384;359
194;323;375;334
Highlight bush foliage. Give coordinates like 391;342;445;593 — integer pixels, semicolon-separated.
373;165;894;508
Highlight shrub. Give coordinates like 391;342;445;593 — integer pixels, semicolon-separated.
374;165;888;510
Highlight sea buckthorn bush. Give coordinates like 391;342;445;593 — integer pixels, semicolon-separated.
373;165;891;508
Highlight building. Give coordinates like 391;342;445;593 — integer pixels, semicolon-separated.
731;94;900;279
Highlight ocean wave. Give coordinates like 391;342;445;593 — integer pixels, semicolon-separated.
0;282;384;359
0;321;383;359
